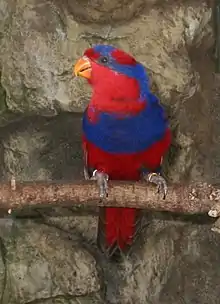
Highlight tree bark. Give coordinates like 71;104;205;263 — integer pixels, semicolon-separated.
0;180;219;216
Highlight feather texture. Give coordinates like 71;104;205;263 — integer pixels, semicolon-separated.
78;44;171;257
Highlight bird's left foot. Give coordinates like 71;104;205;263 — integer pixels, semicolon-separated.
143;172;167;199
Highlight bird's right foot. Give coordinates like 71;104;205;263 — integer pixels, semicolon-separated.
91;170;109;198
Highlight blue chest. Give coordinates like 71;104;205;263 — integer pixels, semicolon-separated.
83;102;168;154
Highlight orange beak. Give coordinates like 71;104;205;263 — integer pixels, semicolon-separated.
73;56;92;79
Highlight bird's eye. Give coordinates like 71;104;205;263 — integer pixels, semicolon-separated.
99;56;109;64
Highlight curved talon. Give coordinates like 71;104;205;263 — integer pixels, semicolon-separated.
91;170;109;198
10;176;16;191
144;172;167;199
83;166;90;180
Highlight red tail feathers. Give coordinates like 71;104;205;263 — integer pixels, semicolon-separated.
98;207;137;252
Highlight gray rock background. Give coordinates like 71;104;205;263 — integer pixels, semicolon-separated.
0;0;220;303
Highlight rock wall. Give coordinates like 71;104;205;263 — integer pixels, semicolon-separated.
0;0;220;303
0;0;211;115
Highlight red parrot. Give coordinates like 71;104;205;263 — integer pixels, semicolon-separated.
73;45;171;258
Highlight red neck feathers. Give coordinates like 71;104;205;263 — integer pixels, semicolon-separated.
88;61;146;115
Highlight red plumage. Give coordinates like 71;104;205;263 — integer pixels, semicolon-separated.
83;128;171;251
75;45;171;256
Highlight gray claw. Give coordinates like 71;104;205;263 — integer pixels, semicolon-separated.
144;173;167;199
91;170;109;198
83;166;90;180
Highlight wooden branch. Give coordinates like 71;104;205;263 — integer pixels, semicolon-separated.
0;180;219;217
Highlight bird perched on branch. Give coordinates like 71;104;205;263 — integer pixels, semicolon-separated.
73;44;171;258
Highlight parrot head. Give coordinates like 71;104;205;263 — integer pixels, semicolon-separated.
73;44;150;114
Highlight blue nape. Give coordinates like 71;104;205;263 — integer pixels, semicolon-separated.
83;101;168;154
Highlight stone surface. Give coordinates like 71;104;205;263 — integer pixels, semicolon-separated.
114;220;220;304
54;0;146;24
0;0;214;183
0;211;219;304
0;0;219;303
1;220;100;304
0;0;212;116
0;113;83;181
